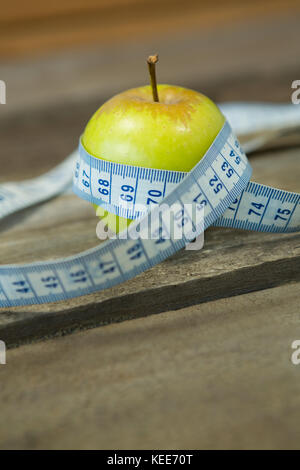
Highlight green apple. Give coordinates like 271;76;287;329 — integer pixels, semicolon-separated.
82;59;225;233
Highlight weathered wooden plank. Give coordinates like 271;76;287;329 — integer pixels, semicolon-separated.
0;146;299;347
0;283;299;450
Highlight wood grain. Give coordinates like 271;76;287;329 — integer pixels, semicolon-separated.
1;0;299;59
0;283;299;450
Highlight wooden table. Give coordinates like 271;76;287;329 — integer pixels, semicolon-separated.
0;2;299;449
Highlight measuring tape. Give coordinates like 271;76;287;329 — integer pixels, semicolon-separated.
0;103;299;308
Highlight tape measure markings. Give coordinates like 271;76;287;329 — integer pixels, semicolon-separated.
74;122;248;220
214;180;300;232
0;122;253;307
76;138;188;219
0;103;299;308
1;102;299;223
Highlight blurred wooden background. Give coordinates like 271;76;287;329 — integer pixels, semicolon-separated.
1;0;300;59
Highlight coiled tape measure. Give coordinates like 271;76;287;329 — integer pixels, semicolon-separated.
0;103;299;308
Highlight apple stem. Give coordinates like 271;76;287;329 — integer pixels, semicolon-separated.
147;54;159;102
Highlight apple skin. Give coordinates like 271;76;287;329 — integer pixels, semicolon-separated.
82;84;225;232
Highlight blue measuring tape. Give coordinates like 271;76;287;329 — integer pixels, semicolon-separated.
0;103;299;308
